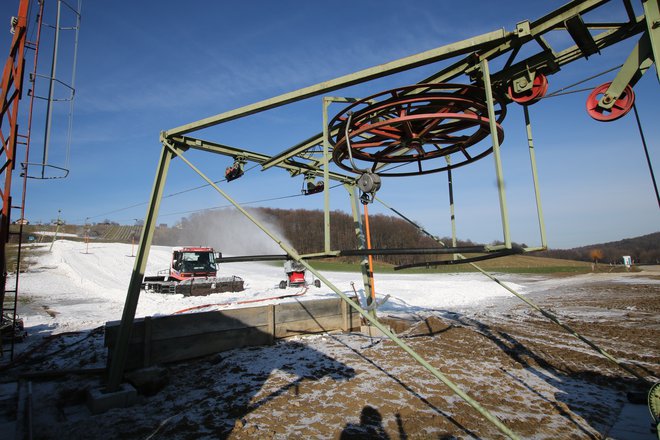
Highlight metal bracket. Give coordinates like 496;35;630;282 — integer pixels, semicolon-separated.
357;172;381;204
510;68;536;94
515;20;531;38
598;31;654;109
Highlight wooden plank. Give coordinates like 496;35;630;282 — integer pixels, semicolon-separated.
106;307;269;344
105;298;347;345
274;315;346;339
143;316;152;367
268;304;275;345
150;308;269;340
275;298;342;323
148;326;272;365
341;299;349;332
105;319;144;347
350;308;361;330
105;297;362;370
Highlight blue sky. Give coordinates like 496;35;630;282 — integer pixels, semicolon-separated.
2;0;658;249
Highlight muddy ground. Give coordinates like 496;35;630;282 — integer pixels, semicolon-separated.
3;270;660;439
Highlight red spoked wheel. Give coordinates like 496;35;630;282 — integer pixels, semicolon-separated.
329;83;506;177
508;73;548;105
586;82;635;122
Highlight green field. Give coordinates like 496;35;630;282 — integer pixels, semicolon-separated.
304;254;622;275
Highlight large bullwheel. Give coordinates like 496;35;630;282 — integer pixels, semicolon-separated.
329;83;506;176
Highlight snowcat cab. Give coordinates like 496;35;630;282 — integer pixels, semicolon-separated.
170;247;218;280
279;259;321;289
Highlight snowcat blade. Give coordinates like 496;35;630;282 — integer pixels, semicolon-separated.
174;276;244;296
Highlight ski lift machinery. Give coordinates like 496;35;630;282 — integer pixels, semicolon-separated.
109;1;660;437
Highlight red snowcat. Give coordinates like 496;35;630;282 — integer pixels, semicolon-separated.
142;247;244;296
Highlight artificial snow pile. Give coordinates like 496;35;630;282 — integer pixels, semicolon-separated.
16;240;533;334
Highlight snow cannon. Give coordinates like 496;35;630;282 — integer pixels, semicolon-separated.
279;259;321;289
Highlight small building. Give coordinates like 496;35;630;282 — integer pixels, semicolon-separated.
622;256;632;267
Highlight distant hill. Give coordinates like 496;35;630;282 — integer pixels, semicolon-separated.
16;210;658;265
168;207;660;266
538;232;659;265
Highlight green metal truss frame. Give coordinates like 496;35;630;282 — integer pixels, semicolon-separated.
107;2;659;438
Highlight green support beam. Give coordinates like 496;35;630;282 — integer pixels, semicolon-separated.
523;106;548;249
446;157;458;252
345;183;374;312
599;31;655;108
322;99;331;253
481;57;512;248
643;0;660;83
107;141;176;392
168;135;355;185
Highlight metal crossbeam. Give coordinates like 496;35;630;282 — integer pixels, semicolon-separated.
167;1;647;170
168;135;355;184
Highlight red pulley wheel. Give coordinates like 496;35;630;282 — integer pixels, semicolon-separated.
586;82;635;122
508;73;548;105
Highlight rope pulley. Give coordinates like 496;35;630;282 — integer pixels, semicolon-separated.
508;72;548;105
357;172;381;204
586;82;635;122
225;156;246;182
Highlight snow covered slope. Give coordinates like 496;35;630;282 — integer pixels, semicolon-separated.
15;240;530;334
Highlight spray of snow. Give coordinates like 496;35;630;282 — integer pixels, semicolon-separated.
179;208;288;256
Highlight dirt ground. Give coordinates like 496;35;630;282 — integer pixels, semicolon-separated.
3;270;660;439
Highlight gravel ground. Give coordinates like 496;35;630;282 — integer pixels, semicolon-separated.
4;268;659;439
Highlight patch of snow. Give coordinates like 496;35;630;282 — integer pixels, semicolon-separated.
34;231;79;237
14;240;532;334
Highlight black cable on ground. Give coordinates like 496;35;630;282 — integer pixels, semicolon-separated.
374;196;654;383
0;326;104;372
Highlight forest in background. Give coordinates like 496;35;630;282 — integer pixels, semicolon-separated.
20;207;658;265
538;231;659;265
152;208;659;265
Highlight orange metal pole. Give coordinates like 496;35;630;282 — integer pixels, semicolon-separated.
363;203;377;309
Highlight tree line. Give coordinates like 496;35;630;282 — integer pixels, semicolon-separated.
538;232;660;265
159;207;478;266
153;208;659;265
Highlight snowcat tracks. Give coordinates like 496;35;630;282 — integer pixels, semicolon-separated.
142;276;244;296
